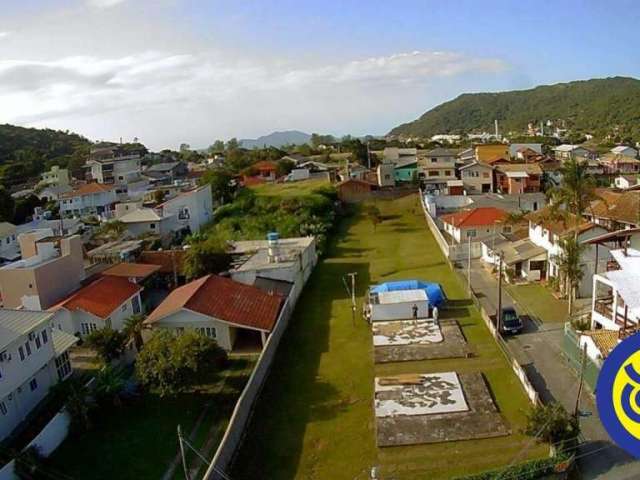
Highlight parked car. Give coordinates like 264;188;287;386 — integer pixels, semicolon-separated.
500;306;523;334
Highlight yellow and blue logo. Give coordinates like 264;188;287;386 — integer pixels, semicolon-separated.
597;333;640;457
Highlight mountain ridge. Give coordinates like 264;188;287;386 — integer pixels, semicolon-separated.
389;76;640;140
240;130;311;149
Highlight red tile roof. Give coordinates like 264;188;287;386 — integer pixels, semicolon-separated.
50;276;142;319
61;182;114;198
145;275;284;331
254;161;277;172
102;262;161;280
440;207;508;228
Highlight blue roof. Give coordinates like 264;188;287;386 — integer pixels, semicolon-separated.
370;280;445;307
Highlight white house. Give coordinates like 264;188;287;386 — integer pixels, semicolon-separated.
553;145;593;161
86;146;143;185
59;183;117;218
118;208;177;240
614;175;639;190
50;275;143;336
228;234;318;305
144;274;285;351
157;184;213;235
0;309;77;441
440;207;509;243
611;145;638;158
527;208;609;297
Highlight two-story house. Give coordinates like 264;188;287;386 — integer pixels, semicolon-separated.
599;153;640;175
611;145;638;158
440;207;508;243
585;190;640;231
40;166;70;187
59;183;117;218
0;309;77;441
50;275;143;337
494;164;543;194
458;162;494;193
86;146;143;186
418;148;457;191
157;184;213;235
553;145;594;162
527;208;608;297
0;234;85;310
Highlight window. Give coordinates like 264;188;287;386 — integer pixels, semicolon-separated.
430;158;437;163
55;352;72;380
35;335;41;349
132;295;141;314
81;323;97;335
197;327;217;339
121;303;127;312
466;230;477;238
175;327;184;336
150;223;156;229
444;170;452;176
0;401;7;415
29;378;38;391
428;171;439;177
25;342;31;356
18;346;25;361
483;172;490;178
41;330;48;344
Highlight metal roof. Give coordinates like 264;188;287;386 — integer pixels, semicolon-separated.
52;329;79;355
0;309;54;350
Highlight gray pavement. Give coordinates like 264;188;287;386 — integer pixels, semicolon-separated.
459;260;640;479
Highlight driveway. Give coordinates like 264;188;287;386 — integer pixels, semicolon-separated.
460;260;640;479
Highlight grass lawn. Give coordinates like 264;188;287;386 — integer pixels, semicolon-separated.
233;194;546;480
48;357;255;480
507;283;569;323
250;178;330;197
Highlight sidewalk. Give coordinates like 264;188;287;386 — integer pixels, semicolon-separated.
461;260;640;479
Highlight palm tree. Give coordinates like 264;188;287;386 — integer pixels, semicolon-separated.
553;236;586;315
548;157;601;224
94;366;126;408
124;314;146;352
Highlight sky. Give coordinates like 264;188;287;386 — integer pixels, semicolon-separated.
1;0;640;150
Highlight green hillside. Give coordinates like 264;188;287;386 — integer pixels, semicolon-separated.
390;77;640;140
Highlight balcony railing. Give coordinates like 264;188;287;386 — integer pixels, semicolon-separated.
595;297;638;338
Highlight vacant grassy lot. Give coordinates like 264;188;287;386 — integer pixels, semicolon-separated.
233;194;546;480
507;283;569;323
250;178;330;197
49;357;255;480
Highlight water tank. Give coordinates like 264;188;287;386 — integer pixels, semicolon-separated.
267;232;279;263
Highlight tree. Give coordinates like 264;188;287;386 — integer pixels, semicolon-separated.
183;234;232;280
226;138;240;151
136;330;226;396
93;366;126;408
14;446;49;480
553;236;586;314
0;186;15;221
95;220;126;241
276;159;295;177
549;157;600;221
85;328;128;364
179;143;191;152
365;205;382;232
124;314;146;352
523;402;579;449
208;140;225;153
199;169;234;204
50;377;93;434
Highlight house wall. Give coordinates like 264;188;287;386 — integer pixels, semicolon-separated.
60;191;117;216
337;182;372;203
161;185;213;234
377;164;395;187
0;228;18;259
124;216;176;238
150;310;236;350
461;165;493;193
394;167;416;183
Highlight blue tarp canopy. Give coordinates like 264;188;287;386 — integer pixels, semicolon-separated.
370;280;445;307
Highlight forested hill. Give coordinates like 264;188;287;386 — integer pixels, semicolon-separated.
389;77;640;140
0;124;91;188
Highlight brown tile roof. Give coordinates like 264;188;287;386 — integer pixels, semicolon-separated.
102;262;161;280
61;182;114;198
139;250;186;274
584;330;619;358
589;191;640;225
440;207;508;228
527;207;596;237
495;163;543;175
50;276;142;319
145;274;284;331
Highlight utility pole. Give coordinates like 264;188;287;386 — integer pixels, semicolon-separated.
496;253;503;335
346;272;358;325
467;235;472;296
574;343;588;418
177;425;190;480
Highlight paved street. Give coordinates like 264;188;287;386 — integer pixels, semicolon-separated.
459;260;640;479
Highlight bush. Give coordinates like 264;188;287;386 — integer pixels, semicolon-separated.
85;328;128;364
136;330;227;396
453;452;573;480
523;402;579;447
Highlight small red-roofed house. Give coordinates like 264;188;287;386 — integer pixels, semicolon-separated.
49;276;143;336
440;207;509;243
144;274;284;351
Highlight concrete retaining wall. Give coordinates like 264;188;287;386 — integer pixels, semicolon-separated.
203;296;294;480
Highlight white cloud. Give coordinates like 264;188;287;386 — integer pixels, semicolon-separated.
0;32;10;39
86;0;127;9
0;50;508;148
